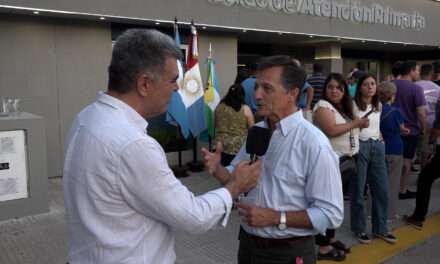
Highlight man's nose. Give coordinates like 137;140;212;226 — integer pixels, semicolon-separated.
255;86;263;100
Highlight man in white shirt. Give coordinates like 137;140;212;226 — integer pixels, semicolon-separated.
203;56;343;264
63;29;261;264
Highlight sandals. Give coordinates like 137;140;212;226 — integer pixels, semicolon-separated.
317;247;346;262
331;240;351;254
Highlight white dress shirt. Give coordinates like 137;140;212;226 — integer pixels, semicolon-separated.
63;92;232;264
228;110;343;238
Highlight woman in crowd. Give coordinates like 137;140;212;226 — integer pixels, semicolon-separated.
214;83;254;166
351;74;398;244
313;73;368;261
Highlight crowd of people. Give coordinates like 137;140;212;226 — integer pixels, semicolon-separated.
63;28;440;264
213;59;440;262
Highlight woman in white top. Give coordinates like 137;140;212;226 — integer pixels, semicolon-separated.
313;73;369;261
350;74;397;245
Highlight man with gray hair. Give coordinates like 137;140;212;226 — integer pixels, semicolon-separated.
63;29;260;264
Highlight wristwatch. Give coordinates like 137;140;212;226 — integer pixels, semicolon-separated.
278;211;287;230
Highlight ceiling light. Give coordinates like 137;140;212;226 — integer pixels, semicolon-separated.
155;22;160;25
33;11;39;14
202;26;207;29
99;17;105;20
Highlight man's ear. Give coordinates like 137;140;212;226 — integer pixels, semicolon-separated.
136;73;154;97
289;87;299;102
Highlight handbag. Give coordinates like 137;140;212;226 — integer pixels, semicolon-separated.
339;156;357;182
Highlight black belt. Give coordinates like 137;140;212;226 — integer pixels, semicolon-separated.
239;227;312;248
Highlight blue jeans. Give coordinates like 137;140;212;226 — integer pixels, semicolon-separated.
350;139;389;235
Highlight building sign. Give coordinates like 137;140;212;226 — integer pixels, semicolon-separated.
208;0;426;31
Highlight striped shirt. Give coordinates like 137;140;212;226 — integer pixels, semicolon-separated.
307;73;326;107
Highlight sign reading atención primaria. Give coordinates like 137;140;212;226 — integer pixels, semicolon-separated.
208;0;426;31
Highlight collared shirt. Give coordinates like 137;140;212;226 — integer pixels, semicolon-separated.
63;92;232;264
227;110;343;238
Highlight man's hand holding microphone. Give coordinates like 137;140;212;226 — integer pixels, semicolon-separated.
202;142;261;199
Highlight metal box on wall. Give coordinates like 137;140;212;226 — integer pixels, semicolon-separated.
0;113;48;221
0;130;29;202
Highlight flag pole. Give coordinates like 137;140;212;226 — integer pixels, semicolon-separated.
208;43;213;152
170;17;189;178
187;20;204;172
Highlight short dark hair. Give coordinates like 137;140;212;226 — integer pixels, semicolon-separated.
433;61;440;74
256;55;306;93
354;74;380;112
391;61;403;78
221;83;245;112
313;63;323;73
108;29;182;93
400;61;417;76
234;68;250;84
420;64;433;77
321;73;354;120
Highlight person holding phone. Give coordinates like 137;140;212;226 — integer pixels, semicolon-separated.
350;74;398;244
313;73;369;261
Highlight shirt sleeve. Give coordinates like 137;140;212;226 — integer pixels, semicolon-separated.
304;144;344;233
414;84;427;107
118;138;233;234
226;143;249;173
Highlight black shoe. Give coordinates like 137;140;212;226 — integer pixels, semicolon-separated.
404;215;423;230
399;190;417;200
355;233;371;244
374;233;397;244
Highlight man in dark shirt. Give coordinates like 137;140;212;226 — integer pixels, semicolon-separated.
307;63;326;107
405;101;440;229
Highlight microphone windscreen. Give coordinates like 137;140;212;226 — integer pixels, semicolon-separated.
246;126;271;157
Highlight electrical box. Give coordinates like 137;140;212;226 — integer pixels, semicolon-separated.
0;113;48;221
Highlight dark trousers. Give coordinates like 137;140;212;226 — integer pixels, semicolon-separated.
412;146;440;221
221;152;235;166
238;228;316;264
315;229;335;246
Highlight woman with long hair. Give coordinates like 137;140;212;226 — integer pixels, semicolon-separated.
313;73;368;261
214;83;254;166
351;74;397;244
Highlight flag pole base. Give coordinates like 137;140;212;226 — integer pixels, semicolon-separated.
186;161;204;172
171;165;190;178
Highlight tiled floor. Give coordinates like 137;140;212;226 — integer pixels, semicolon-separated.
0;170;439;264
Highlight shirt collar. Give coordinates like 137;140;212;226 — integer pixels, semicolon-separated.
97;91;149;133
277;110;304;137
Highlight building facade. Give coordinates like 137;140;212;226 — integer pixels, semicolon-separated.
1;0;440;176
